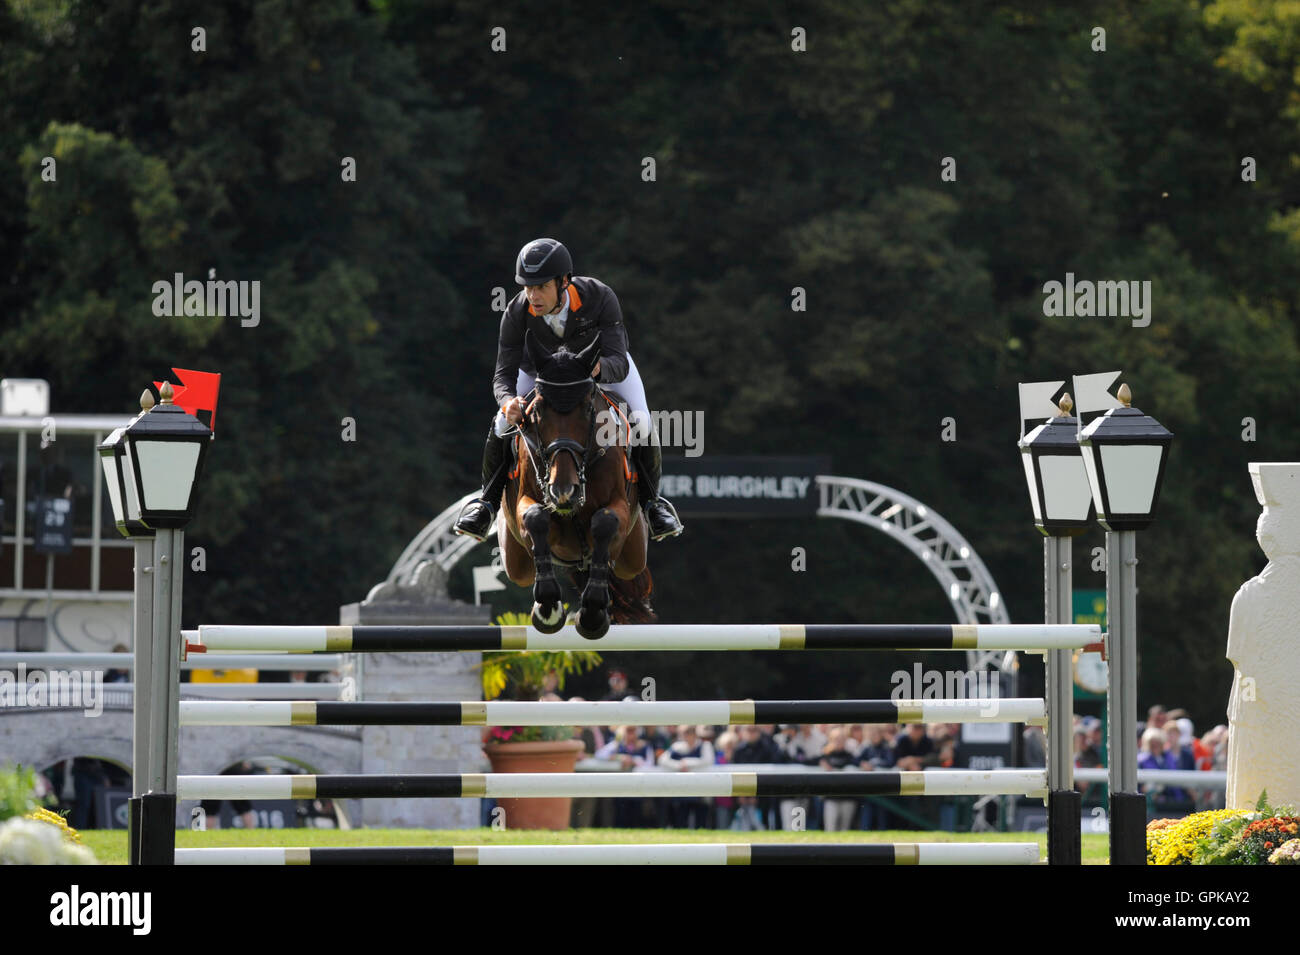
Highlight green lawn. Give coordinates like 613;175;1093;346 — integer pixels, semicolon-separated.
81;828;1111;864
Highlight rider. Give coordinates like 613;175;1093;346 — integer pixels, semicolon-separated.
453;237;685;542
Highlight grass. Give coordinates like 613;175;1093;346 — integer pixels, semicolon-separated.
79;828;1112;865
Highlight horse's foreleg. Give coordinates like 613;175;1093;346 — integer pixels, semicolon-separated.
522;502;564;634
575;507;620;640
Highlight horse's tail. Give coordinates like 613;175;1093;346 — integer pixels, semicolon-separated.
609;567;657;624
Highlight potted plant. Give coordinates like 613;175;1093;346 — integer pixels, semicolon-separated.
479;613;601;830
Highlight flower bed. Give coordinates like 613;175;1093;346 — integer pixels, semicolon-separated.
1145;790;1299;864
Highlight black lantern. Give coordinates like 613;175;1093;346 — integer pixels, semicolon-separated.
97;424;152;538
1077;384;1173;532
1019;393;1095;536
119;382;212;530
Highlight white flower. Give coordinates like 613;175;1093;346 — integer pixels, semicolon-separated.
0;818;97;865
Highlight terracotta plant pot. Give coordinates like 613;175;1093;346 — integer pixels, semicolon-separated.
482;738;585;830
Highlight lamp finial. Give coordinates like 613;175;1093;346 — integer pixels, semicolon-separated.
140;389;155;412
1057;393;1073;416
1117;382;1132;407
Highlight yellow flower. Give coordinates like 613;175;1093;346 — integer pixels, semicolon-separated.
1145;808;1250;865
24;807;83;844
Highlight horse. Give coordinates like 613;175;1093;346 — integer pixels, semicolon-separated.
497;332;655;639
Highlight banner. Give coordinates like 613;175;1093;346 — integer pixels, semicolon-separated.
659;455;830;517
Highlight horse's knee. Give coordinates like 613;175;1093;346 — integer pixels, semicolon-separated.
522;503;549;539
591;507;620;540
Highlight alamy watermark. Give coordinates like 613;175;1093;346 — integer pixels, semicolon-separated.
1042;272;1151;328
152;271;260;327
596;402;704;458
889;664;1002;718
0;664;104;717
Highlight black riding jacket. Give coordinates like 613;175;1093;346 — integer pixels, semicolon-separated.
491;275;630;409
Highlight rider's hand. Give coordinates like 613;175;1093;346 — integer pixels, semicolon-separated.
592;359;601;379
504;396;525;424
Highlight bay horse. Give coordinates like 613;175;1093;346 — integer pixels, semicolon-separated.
497;332;655;639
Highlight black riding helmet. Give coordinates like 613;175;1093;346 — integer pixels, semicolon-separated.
515;237;573;286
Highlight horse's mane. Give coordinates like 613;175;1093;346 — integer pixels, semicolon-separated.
535;345;595;413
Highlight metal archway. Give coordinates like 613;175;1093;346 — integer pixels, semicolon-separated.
380;478;1014;671
815;476;1012;672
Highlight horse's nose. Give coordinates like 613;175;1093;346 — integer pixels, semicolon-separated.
554;483;577;504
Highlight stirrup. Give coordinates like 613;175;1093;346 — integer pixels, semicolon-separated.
454;499;496;542
645;498;684;541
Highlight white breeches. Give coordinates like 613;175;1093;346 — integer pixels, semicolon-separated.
516;353;649;419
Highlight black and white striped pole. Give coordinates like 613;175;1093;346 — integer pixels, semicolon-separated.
100;382;211;865
1074;374;1173;866
1019;382;1094;865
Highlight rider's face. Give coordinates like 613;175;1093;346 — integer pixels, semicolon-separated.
525;278;561;313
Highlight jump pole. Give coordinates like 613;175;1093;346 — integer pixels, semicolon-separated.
186;623;1099;653
178;697;1049;727
177;769;1049;800
175;843;1042;866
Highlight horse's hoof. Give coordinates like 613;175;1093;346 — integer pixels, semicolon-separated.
531;602;565;635
575;607;610;640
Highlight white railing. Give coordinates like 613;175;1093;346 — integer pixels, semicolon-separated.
0;652;345;671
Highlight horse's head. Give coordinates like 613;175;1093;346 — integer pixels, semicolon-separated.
525;331;601;514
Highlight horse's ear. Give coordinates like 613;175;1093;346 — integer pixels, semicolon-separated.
576;336;601;375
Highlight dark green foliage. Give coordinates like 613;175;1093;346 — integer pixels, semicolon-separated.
3;0;1297;725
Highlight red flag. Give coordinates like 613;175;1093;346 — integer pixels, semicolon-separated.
153;368;221;433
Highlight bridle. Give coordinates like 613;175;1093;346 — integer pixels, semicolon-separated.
523;376;599;516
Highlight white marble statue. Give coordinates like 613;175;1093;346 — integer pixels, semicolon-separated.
1226;462;1300;810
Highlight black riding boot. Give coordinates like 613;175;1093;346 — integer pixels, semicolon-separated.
633;432;684;541
454;425;509;541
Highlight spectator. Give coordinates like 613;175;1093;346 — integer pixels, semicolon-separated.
773;724;819;831
660;725;714;829
1139;726;1189;811
856;723;896;830
104;644;130;684
1138;726;1172;769
730;724;780;830
1021;725;1046;767
595;725;656;828
1166;721;1195;771
594;725;655;767
660;724;715;770
858;724;894;770
1084;717;1103;759
643;724;673;758
600;668;629;701
820;727;859;831
932;728;956;768
892;723;934;770
1147;704;1167;730
713;730;739;828
774;724;820;765
565;696;604;755
1074;727;1102;768
845;724;865;757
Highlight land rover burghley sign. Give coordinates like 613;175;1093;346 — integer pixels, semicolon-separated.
660;456;830;517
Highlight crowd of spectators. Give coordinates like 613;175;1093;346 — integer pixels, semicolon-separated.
511;670;1233;830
